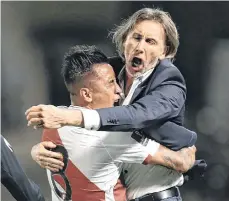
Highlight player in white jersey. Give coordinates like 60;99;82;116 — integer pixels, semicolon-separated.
42;106;160;201
29;45;196;201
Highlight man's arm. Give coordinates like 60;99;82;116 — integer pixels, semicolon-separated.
26;66;186;132
30;128;195;174
146;145;196;173
102;131;196;173
1;135;45;201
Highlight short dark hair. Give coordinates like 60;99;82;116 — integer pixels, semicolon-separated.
61;45;108;85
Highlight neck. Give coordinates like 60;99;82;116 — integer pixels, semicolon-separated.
72;99;94;110
124;73;134;96
80;103;93;109
125;70;134;83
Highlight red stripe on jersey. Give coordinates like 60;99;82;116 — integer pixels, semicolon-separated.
113;179;127;201
42;129;105;201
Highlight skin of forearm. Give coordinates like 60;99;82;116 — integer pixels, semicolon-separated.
62;110;84;127
149;145;194;173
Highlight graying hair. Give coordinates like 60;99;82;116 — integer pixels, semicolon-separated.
111;8;179;60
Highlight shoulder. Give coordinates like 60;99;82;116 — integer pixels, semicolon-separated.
153;59;185;85
156;59;184;78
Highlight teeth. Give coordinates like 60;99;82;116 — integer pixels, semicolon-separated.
132;57;142;67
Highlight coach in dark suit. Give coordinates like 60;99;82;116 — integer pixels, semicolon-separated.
108;55;193;151
26;8;206;201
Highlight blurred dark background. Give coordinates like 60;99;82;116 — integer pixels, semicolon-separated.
1;1;229;201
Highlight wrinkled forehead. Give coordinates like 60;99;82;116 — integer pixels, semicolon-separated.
129;20;165;39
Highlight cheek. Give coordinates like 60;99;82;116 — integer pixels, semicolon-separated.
124;40;135;57
146;47;160;61
93;87;110;102
149;46;164;58
104;87;115;99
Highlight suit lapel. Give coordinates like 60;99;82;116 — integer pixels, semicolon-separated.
129;64;160;104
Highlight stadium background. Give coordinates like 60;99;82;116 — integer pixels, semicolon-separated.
1;1;229;201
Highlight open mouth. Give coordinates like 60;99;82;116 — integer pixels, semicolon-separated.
131;57;143;67
114;94;121;102
114;99;119;103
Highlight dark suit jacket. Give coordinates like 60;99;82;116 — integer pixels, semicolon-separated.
95;57;196;150
1;135;45;201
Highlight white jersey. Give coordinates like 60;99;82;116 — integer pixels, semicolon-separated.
42;108;160;201
123;163;184;200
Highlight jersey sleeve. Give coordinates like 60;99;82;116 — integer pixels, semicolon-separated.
100;131;160;164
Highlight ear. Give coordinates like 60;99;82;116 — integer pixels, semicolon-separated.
79;88;92;103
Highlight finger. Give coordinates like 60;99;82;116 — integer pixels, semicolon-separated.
41;160;63;170
41;149;63;160
26;112;43;121
25;106;42;115
41;141;57;149
46;163;63;170
191;146;197;153
37;146;63;159
38;156;64;166
28;118;43;126
40;164;46;169
191;145;196;149
34;124;44;130
188;146;196;152
46;166;60;172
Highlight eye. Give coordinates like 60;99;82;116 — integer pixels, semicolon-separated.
109;79;115;84
133;33;142;41
146;38;157;45
70;92;76;96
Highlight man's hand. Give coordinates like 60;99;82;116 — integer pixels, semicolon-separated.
177;145;196;173
31;141;64;172
152;145;196;173
25;104;83;129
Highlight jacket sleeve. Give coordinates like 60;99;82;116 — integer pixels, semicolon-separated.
1;135;45;201
97;66;186;131
141;122;197;151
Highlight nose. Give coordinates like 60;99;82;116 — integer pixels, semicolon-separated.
135;39;145;54
115;83;122;95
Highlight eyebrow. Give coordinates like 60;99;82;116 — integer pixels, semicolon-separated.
133;32;158;42
133;31;156;39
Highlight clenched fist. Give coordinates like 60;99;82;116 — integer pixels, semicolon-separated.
25;104;83;129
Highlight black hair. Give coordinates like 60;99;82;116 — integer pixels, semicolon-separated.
61;45;108;85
